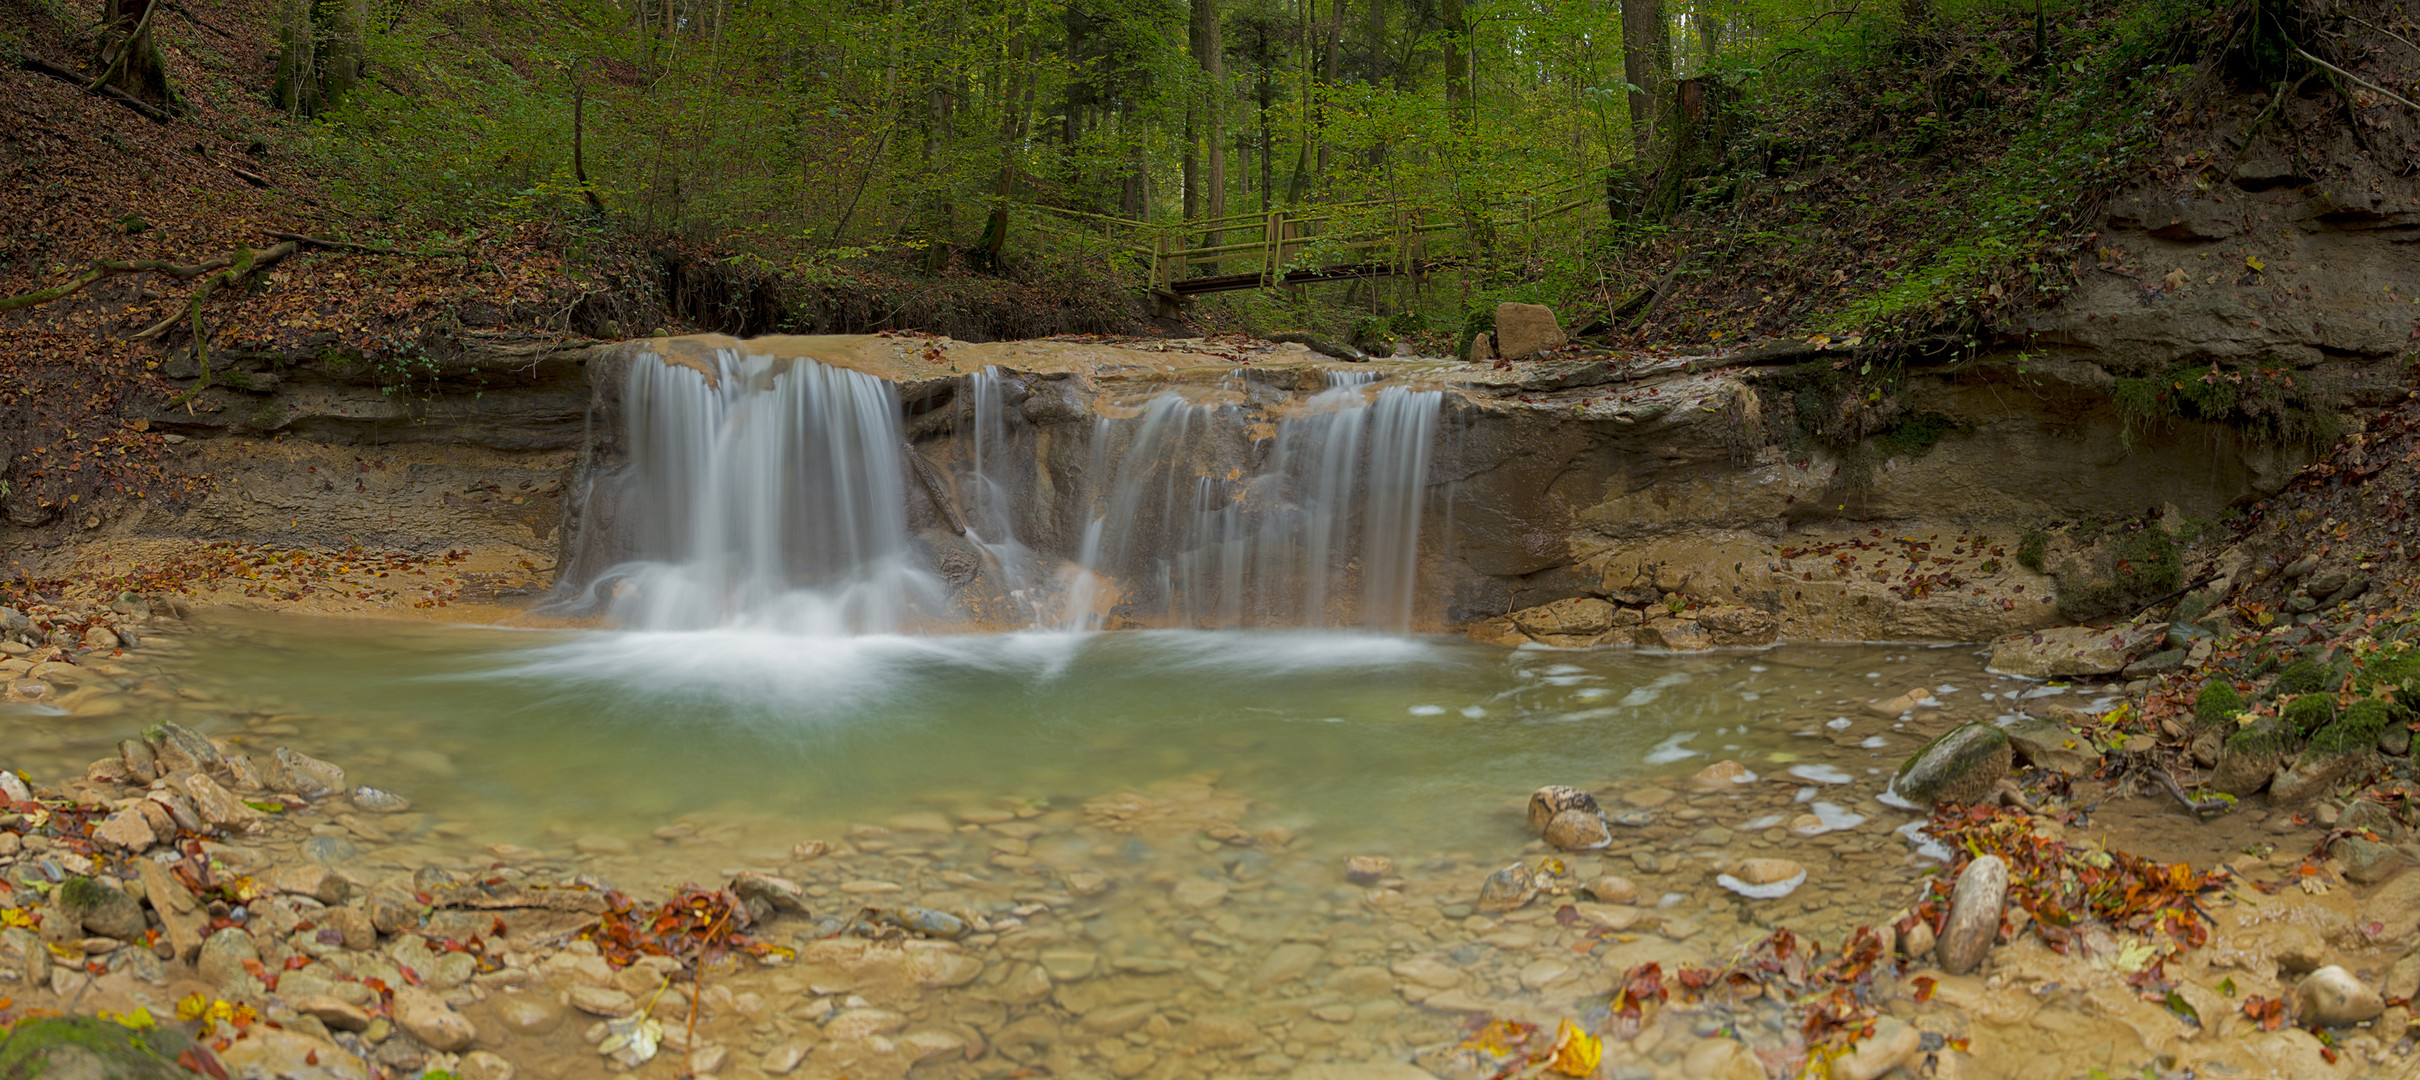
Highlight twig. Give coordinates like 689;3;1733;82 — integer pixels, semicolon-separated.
2296;47;2420;112
2149;766;2232;816
2347;17;2420;57
264;231;397;255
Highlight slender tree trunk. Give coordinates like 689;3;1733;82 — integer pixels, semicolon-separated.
1440;0;1470;130
98;0;183;111
1188;0;1227;242
1621;0;1670;154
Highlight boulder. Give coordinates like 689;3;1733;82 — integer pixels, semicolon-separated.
2329;836;2402;885
2212;719;2290;796
393;985;479;1051
57;877;146;941
1936;855;2009;975
1890;723;2011;807
1986;623;2165;679
2295;965;2385;1027
1476;863;1537;913
2002;716;2098;775
1492;303;1567;360
1466;332;1496;363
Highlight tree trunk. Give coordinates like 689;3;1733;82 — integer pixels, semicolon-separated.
1621;0;1669;154
273;0;366;117
1440;0;1470;130
1190;0;1226;253
100;0;182;112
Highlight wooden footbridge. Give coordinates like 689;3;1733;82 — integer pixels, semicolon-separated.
1016;179;1600;308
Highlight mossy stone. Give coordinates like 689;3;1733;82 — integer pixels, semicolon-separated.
1892;722;2012;807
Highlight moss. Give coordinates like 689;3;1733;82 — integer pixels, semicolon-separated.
55;875;110;914
1456;307;1497;360
2226;718;2288;758
2193;680;2244;727
0;1016;193;1079
2016;530;2049;573
2311;699;2395;755
2272;658;2333;697
2281;693;2338;738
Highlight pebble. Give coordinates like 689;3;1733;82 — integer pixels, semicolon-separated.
1476;863;1537;913
568;985;637;1016
1689;760;1757;791
839;879;903;894
1344;856;1394;884
1172;878;1230;908
490;993;566;1035
459;1050;516;1080
1835;1016;1920;1080
1543;810;1611;851
1527;786;1600;833
1039;948;1098;981
1936;854;2008;975
1586;876;1640;904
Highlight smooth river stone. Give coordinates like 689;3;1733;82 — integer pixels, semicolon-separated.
1935;854;2008;975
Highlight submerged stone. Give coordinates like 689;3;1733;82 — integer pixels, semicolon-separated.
1890;723;2010;807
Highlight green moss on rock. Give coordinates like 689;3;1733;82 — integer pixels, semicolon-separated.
2192;680;2244;727
2282;693;2339;737
2272;659;2333;698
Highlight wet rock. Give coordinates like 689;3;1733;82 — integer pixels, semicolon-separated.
1900;920;1935;962
1389;956;1464;990
83;626;119;651
180;773;263;833
1836;1017;1921;1080
1038;948;1097;981
1866;687;1935;717
1171;878;1229;909
731;872;810;919
1287;1064;1440;1080
1542;809;1611;851
1463;617;1530;647
882;906;968;939
217;1027;365;1080
825;1008;906;1042
1695;605;1780;646
460;1050;517;1080
1716;858;1806;900
58;877;146;941
2330;837;2403;885
1476;863;1538;913
0;771;29;804
2122;648;2187;677
908;945;984;988
91;807;156;853
148;723;220;777
1526;786;1599;833
350;786;410;813
197;928;261;996
1689;759;1756;791
569;985;637;1016
1002;963;1054;1003
394;985;478;1051
1253;942;1324;988
272;747;346;797
1936;855;2009;975
1511;599;1618;638
304;835;360;865
272;864;352;905
1493;302;1567;360
1641;618;1712;651
2296;965;2385;1027
901;1030;967;1064
2003;716;2098;775
490;993;566;1035
221;754;267;792
323;905;377;950
1586;876;1639;904
367;893;422;935
1344;855;1394;884
1987;624;2164;678
118;739;158;783
1891;723;2011;807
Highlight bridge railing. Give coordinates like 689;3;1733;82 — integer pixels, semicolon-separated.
1011;179;1599;294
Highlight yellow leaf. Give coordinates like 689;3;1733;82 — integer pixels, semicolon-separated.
2244;255;2265;273
1548;1020;1602;1077
102;1007;155;1030
176;992;210;1021
0;908;34;930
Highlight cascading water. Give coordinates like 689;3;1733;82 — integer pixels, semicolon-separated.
585;347;942;634
566;343;1444;635
1065;372;1443;631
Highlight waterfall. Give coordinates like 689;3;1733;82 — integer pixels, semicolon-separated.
592;347;941;634
567;345;1443;635
1065;372;1443;631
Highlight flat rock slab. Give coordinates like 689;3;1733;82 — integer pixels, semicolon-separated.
1988;624;2165;678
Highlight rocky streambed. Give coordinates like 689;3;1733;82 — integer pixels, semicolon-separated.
0;596;2416;1080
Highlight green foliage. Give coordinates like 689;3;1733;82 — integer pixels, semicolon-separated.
1457;307;1497;361
2016;530;2049;574
2112;362;2345;450
2192;680;2244;727
2281;692;2338;738
1875;412;1973;460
